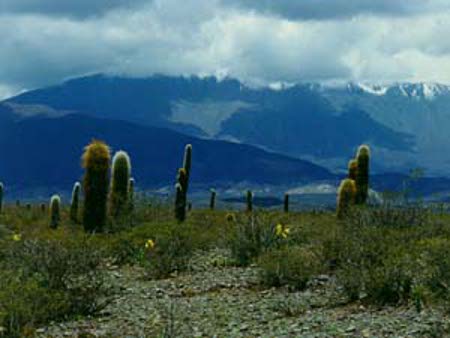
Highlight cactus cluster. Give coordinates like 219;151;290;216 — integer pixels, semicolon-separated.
175;145;192;222
337;144;371;218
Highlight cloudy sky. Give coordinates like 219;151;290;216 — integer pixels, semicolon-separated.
2;0;450;98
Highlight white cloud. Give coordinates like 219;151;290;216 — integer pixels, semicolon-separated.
2;0;450;98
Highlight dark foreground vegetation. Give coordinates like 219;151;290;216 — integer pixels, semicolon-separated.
1;200;450;337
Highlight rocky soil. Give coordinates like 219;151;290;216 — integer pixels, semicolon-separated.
38;250;450;338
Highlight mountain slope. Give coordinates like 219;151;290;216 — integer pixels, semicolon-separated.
0;106;332;194
4;74;417;173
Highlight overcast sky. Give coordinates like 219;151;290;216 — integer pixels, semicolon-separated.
2;0;450;98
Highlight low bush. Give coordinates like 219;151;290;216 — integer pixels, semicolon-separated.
258;245;324;290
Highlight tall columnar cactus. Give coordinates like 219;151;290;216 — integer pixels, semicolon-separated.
82;140;111;233
70;182;81;223
284;193;289;213
174;183;185;222
210;189;216;210
129;178;135;213
348;159;358;181
109;151;132;219
0;182;3;214
246;190;253;213
355;145;370;205
337;179;356;219
49;195;61;229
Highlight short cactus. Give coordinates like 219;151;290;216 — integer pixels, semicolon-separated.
70;182;81;223
246;190;253;213
348;159;358;181
109;151;132;219
284;193;289;213
210;189;216;210
49;195;61;229
0;182;3;213
337;179;356;219
82;140;111;233
355;145;370;205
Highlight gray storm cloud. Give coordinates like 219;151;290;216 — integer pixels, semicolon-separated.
1;0;450;98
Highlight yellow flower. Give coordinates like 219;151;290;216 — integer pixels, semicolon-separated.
275;224;290;238
12;234;21;241
145;239;155;250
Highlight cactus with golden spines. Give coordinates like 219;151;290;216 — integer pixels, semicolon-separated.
70;182;81;223
82;140;111;233
49;195;61;229
109;151;132;219
348;159;358;181
337;179;356;219
355;145;370;205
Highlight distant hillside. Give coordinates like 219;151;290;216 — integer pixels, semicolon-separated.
0;105;333;195
4;74;419;173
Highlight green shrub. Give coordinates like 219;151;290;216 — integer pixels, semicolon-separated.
228;213;289;266
0;235;112;337
143;224;195;279
258;245;323;290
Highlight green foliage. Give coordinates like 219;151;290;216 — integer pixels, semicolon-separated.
0;235;112;337
209;189;216;210
70;182;81;223
49;195;61;229
109;151;131;220
336;179;356;219
82;140;111;233
259;245;324;290
228;213;288;266
355;144;370;205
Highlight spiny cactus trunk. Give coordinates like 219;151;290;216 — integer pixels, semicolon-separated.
109;151;132;220
337;179;356;219
50;195;61;229
210;189;216;210
246;190;253;213
348;159;358;181
70;182;81;223
284;193;289;213
355;145;370;205
175;183;185;222
82;140;111;233
129;178;135;214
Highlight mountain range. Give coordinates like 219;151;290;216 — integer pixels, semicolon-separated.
3;74;450;198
